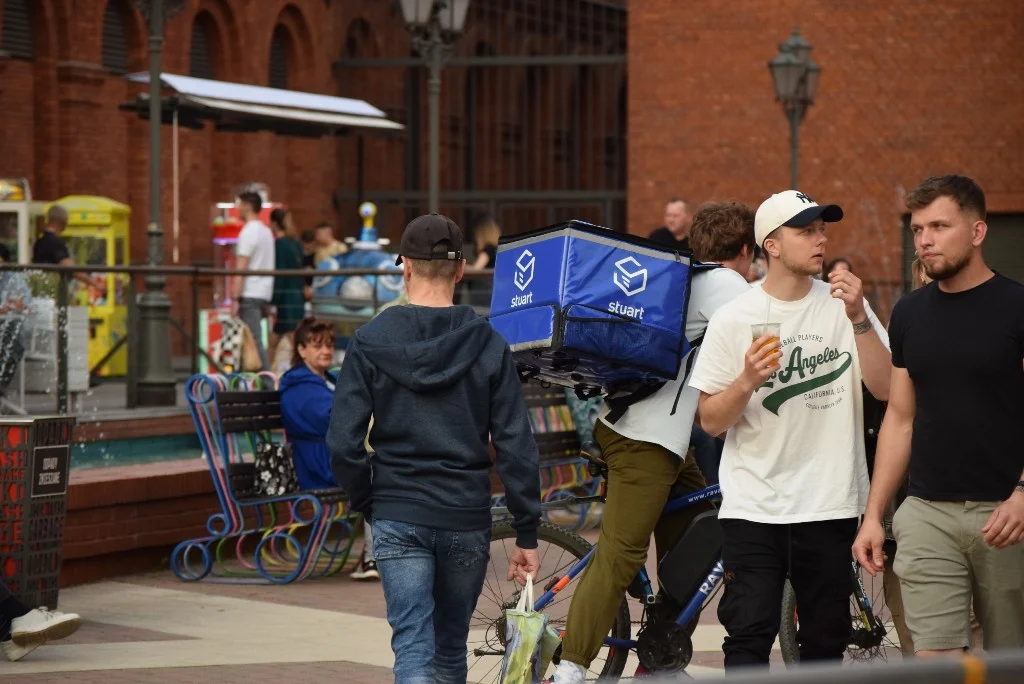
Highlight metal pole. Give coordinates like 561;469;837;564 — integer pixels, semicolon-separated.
427;26;442;214
136;0;176;406
788;107;801;189
56;271;68;415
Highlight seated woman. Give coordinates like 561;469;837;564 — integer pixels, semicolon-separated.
278;317;378;581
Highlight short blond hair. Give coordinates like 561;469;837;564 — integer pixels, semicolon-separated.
406;258;460;281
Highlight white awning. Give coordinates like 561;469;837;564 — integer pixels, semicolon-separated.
124;72;404;135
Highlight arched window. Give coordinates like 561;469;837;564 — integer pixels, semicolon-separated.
1;0;34;60
101;1;129;74
268;25;289;89
189;14;216;79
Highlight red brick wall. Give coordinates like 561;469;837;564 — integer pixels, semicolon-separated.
629;0;1024;316
0;0;407;327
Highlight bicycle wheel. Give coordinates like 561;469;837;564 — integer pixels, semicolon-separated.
468;519;632;683
779;565;903;665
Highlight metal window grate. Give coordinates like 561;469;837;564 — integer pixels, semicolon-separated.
268;25;289;89
101;1;129;74
1;0;34;60
334;0;628;235
189;15;214;79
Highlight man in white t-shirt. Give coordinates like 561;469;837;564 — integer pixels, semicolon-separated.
552;202;756;684
231;191;276;370
688;189;891;669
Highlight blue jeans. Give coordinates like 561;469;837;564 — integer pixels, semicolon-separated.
372;518;491;684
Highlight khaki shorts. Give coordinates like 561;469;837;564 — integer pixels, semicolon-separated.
892;496;1024;652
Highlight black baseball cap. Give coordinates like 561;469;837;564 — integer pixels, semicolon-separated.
395;213;464;266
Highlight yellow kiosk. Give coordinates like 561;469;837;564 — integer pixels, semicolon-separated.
0;178;47;263
44;195;131;377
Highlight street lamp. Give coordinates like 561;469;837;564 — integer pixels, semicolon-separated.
768;28;820;189
133;0;185;406
399;0;470;214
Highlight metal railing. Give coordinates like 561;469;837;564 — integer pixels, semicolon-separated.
2;262;905;418
0;263;495;416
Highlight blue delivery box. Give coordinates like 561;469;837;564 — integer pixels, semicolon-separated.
489;220;698;397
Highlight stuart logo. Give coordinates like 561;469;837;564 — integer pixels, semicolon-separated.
613;256;647;296
759;342;853;415
514;249;535;291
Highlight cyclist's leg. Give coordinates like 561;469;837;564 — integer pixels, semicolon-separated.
653;452;715;633
718;519;787;669
559;421;682;669
653;452;715;562
788;517;859;662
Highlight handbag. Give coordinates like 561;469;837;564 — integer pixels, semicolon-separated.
499;575;562;684
252;431;299;497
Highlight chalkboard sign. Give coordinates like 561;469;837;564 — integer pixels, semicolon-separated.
31;445;70;498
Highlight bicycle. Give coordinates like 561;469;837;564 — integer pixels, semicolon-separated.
470;445;897;682
779;516;903;664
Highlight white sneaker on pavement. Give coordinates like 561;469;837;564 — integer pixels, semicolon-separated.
10;608;82;647
551;659;587;684
350;558;380;581
2;639;40;662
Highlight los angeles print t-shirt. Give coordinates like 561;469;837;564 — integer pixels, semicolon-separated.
688;279;888;524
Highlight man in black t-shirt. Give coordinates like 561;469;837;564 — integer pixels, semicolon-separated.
32;205;104;292
854;175;1024;655
648;197;692;251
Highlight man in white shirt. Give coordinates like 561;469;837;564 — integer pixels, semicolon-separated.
231;191;275;370
688;190;891;669
552;201;757;684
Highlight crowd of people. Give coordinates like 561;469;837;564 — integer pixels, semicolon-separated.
2;175;1020;677
289;174;1021;684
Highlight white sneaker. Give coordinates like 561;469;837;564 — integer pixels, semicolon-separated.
10;608;82;647
350;558;380;581
2;639;40;662
551;660;587;684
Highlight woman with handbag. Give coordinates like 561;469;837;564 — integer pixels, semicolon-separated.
279;317;379;581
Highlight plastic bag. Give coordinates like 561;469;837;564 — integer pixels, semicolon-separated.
500;575;561;683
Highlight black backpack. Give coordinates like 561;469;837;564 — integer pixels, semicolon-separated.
602;332;706;424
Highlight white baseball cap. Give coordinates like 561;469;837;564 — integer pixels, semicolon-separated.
754;190;844;248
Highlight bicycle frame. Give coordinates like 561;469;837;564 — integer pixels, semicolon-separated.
532;482;723;651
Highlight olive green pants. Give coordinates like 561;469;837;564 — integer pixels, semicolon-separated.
560;421;713;667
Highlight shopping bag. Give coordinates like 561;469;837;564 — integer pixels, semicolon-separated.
500;575;552;684
240;322;263;372
539;621;562;676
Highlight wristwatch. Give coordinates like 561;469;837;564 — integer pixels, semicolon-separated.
1016;480;1024;495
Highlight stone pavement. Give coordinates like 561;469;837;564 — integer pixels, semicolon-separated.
0;535;757;683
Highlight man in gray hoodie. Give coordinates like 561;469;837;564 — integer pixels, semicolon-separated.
327;213;541;684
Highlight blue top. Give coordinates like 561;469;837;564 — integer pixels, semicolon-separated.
278;364;339;490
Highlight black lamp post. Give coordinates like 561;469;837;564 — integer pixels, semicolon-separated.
768;28;820;189
133;0;185;406
398;0;470;214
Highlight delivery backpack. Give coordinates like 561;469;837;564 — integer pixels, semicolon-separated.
488;220;713;409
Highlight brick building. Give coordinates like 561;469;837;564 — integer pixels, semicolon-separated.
629;0;1024;315
3;0;1020;322
0;0;625;322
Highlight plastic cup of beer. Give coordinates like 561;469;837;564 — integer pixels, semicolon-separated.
751;323;782;367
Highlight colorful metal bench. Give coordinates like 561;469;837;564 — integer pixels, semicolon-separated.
173;373;359;584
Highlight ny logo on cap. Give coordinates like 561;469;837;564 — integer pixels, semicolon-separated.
795;192;814;204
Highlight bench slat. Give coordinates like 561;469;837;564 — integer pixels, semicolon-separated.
221;416;283;434
217;391;284;434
